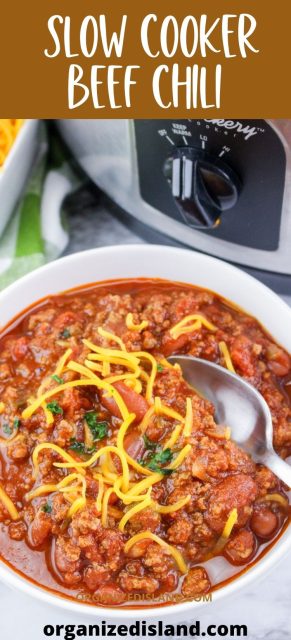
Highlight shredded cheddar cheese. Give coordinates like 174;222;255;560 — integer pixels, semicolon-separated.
100;453;119;483
154;397;185;423
113;478;151;505
134;352;157;403
120;453;155;478
55;348;73;377
66;360;97;380
211;508;238;556
163;423;182;450
0;483;19;520
26;473;88;520
126;473;162;498
258;493;289;508
93;470;114;484
168;444;192;470
124;531;188;573
67;476;87;518
126;313;149;332
138;406;155;434
102;360;111;377
41;403;54;426
83;360;104;374
158;357;181;371
219;341;236;373
154;495;191;514
26;483;59;499
58;473;85;490
54;445;130;492
22;377;129;422
170;314;217;340
222;508;238;538
35;348;73;427
67;496;86;518
32;443;86;478
119;495;153;532
98;327;126;351
86;353;138;371
18;314;226;568
117;414;150;474
114;412;156;479
102;486;115;527
85;344;140;367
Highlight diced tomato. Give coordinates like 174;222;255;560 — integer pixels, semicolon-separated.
54;311;79;329
230;335;255;377
11;336;28;361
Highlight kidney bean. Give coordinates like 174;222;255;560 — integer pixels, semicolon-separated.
250;507;279;539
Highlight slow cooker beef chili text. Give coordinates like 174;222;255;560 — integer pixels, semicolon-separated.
0;279;290;607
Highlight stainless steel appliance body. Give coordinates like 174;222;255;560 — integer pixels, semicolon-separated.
57;119;291;276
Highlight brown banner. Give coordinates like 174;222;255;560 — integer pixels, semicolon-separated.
1;0;290;117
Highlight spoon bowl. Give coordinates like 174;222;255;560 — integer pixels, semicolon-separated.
169;355;291;487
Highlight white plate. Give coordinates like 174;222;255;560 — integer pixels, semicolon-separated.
0;120;40;237
0;244;290;623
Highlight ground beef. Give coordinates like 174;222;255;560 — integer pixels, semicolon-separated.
181;567;211;597
0;279;289;607
224;529;256;564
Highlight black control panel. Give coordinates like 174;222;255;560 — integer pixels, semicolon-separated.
134;119;286;250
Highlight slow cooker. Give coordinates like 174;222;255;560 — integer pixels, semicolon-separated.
57;119;291;292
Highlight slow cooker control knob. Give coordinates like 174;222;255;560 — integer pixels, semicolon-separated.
164;147;241;229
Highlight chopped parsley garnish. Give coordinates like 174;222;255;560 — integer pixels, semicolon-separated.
3;423;12;435
150;466;173;476
69;438;95;456
42;502;52;514
59;328;71;339
141;460;173;475
157;363;164;373
143;434;157;450
51;374;64;384
13;418;20;430
150;448;173;465
140;447;174;475
47;401;63;415
85;412;109;441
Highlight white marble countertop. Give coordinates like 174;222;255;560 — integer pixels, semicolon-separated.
1;189;291;639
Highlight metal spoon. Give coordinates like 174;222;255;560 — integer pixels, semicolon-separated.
168;355;291;487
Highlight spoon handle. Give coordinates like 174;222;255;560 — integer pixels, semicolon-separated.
261;451;291;488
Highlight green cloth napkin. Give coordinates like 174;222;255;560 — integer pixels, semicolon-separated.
0;122;81;290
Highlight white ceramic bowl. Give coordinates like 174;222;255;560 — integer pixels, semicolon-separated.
0;244;290;622
0;120;40;237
